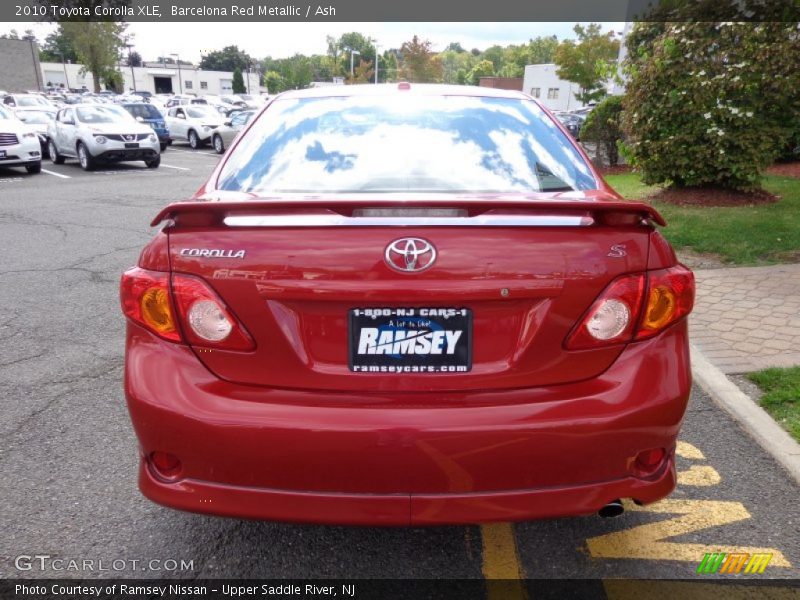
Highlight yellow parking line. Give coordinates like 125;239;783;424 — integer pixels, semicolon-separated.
481;523;527;599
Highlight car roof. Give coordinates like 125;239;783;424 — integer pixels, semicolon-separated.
276;83;530;101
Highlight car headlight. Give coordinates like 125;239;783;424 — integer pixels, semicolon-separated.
94;135;107;144
148;134;157;143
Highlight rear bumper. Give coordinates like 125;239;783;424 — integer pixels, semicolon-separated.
125;321;691;524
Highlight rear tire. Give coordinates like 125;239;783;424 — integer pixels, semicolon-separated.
160;142;167;152
188;130;200;149
77;142;95;171
213;134;224;154
49;140;64;165
25;161;42;174
145;155;161;169
167;138;173;146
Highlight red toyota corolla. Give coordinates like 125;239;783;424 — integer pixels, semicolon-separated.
121;84;694;525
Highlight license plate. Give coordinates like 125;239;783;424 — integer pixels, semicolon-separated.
349;307;472;373
124;143;139;149
0;150;5;158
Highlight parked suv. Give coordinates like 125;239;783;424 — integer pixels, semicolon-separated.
121;103;170;151
165;105;223;149
0;105;42;174
47;104;161;170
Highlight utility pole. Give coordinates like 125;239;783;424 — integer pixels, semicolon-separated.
125;42;136;92
170;53;183;94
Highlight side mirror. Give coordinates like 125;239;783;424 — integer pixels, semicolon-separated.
224;121;232;127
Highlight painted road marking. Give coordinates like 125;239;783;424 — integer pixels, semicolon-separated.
0;177;24;183
587;498;790;566
160;164;191;171
588;441;791;567
41;169;71;179
676;441;705;460
677;465;721;486
169;147;219;157
481;523;526;600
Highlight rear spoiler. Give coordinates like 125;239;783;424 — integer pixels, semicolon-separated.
151;199;666;228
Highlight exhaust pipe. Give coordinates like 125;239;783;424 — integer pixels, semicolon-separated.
598;499;624;518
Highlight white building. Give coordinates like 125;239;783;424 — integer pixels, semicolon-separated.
40;61;261;96
522;64;589;112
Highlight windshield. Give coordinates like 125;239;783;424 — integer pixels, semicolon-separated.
124;104;163;120
18;111;54;124
217;94;597;194
16;96;51;107
76;105;135;124
187;106;219;119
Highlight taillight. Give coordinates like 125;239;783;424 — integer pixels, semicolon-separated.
120;268;180;342
637;265;695;340
171;273;255;351
565;265;694;350
565;273;646;350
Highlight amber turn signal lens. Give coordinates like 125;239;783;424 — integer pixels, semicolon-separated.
641;285;676;331
140;286;176;334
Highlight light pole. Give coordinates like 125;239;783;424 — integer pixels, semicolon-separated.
350;49;360;80
170;53;183;94
60;52;70;90
125;42;136;92
374;43;379;84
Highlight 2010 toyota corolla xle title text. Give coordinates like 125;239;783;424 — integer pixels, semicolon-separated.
120;84;695;525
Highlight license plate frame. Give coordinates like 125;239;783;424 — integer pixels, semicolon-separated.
348;307;472;373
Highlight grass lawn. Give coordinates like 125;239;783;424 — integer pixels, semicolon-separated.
604;173;800;265
747;367;800;443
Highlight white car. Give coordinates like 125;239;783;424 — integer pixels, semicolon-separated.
3;93;57;114
47;104;161;171
0;105;42;174
165;105;224;149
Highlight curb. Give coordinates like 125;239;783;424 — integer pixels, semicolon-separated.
691;343;800;485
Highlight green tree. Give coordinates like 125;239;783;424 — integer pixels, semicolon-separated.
580;95;623;166
60;22;126;92
126;50;142;67
622;19;800;191
554;24;619;104
468;59;495;85
398;35;442;83
231;68;245;93
263;71;285;94
200;45;253;72
40;29;78;63
348;59;374;84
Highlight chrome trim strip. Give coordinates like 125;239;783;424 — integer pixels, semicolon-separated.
223;215;594;227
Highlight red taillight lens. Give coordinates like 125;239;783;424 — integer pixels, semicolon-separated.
171;273;255;351
565;273;646;350
636;265;695;340
565;265;694;350
120;268;180;342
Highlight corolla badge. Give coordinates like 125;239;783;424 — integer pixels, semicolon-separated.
179;248;246;258
385;238;436;273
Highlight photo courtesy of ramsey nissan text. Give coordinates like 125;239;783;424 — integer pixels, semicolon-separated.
1;0;799;598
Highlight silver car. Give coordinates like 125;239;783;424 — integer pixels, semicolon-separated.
211;110;256;154
47;104;161;170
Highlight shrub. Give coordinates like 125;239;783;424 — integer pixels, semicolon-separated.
580;95;623;166
621;20;800;191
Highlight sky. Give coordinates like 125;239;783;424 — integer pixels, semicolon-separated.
0;22;624;62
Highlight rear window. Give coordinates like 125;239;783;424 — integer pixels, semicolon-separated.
124;104;162;120
216;94;597;194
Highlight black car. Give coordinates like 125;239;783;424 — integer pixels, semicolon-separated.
554;112;585;140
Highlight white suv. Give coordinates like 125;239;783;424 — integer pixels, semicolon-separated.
0;105;42;174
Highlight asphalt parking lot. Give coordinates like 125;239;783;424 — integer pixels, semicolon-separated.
1;146;799;592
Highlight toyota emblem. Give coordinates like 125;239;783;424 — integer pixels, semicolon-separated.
385;238;437;273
